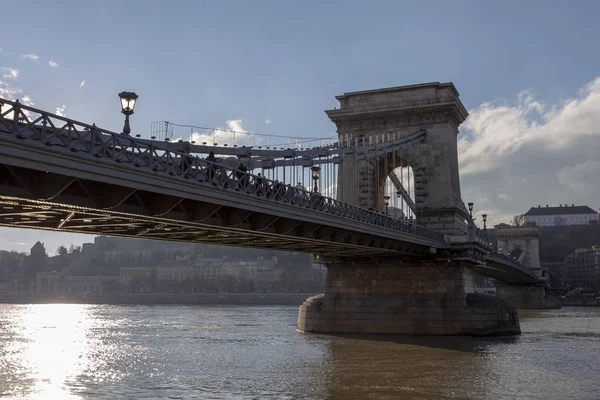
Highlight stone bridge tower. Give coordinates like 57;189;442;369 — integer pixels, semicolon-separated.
492;224;560;309
494;224;542;278
326;82;469;235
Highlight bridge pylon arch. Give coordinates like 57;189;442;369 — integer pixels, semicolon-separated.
326;82;469;236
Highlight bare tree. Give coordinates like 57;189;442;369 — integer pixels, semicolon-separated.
512;214;524;226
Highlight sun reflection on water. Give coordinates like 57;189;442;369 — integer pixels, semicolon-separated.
2;304;93;399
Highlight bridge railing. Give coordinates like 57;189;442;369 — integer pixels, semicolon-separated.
466;224;529;269
0;98;444;244
488;250;531;272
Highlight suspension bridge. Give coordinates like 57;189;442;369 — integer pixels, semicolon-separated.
0;82;551;336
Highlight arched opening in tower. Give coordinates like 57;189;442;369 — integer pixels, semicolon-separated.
373;149;416;219
383;163;415;220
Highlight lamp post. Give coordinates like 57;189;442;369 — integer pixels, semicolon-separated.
482;214;488;230
384;195;390;215
311;166;321;193
467;202;474;219
396;190;403;218
118;91;138;135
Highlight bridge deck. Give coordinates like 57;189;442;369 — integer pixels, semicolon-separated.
0;115;442;258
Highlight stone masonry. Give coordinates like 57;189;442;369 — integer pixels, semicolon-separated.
297;82;536;337
494;224;560;309
326;82;470;235
298;261;520;336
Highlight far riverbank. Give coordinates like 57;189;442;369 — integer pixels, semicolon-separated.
0;292;316;306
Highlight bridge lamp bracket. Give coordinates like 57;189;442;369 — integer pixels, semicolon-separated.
118;91;138;135
311;166;321;193
384;195;390;215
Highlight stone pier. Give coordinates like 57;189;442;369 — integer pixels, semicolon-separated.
496;283;561;309
298;261;520;336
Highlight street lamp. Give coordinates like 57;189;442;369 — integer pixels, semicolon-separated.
482;214;488;230
467;202;474;219
118;91;138;135
396;191;403;217
311;166;321;193
384;195;390;215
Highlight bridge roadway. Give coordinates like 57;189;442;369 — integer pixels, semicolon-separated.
0;98;537;284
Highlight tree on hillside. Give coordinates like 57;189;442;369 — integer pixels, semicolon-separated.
68;244;82;254
512;214;524;227
0;251;26;273
56;245;68;256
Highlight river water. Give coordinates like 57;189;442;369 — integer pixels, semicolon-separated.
0;304;598;399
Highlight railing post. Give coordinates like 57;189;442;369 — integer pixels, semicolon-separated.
11;99;21;132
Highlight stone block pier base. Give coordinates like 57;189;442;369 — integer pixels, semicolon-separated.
298;262;521;336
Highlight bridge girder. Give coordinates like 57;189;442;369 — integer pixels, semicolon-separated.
0;163;433;258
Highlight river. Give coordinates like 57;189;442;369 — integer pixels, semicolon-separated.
0;304;598;399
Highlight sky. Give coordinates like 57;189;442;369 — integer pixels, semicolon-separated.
1;0;599;253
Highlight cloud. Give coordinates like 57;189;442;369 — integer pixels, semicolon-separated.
21;54;39;60
0;79;23;98
187;119;263;147
265;118;272;124
55;105;67;117
0;80;34;119
80;80;86;88
48;60;58;68
1;68;19;79
21;95;34;107
557;160;600;194
459;76;600;226
497;193;512;201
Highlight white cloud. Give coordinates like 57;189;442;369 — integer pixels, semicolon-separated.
48;60;58;68
80;80;86;88
459;78;600;176
21;95;34;107
0;81;34;119
1;68;19;79
265;118;272;124
0;79;23;99
188;119;263;147
459;76;600;226
226;119;245;133
55;105;67;117
21;54;39;60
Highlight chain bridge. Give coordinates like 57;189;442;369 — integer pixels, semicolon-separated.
0;82;549;336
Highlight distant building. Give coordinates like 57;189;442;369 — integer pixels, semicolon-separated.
565;246;600;290
524;204;598;226
22;241;48;277
36;272;118;294
119;267;156;292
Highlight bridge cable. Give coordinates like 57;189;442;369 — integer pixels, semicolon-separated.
384;134;388;214
408;149;412;220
